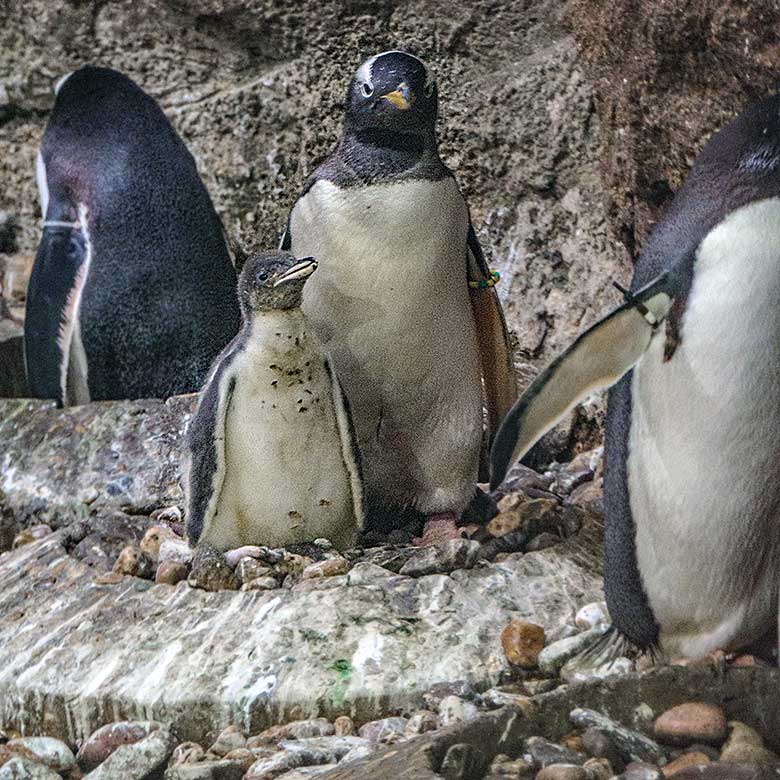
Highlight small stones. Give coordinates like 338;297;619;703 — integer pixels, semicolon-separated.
5;737;74;773
618;762;663;780
357;717;408;743
501;620;545;669
333;717;354;737
404;710;439;735
661;752;710;776
235;558;274;584
278;737;368;763
158;538;194;567
156;560;189;585
249;720;334;747
569;709;664;765
523;737;584;770
487;511;523;538
113;544;155;578
536;764;587;780
654;704;727;747
188;546;240;592
301;557;350;579
170;742;206;765
83;728;175;779
583;757;613;780
574;602;609;631
399;539;481;576
241;577;279;592
244;751;305;780
0;756;62;779
224;546;284;568
276;553;314;578
718;721;780;768
487;754;534;778
209;726;246;757
140;526;180;563
439;743;487;780
164;759;245;779
438;696;479;727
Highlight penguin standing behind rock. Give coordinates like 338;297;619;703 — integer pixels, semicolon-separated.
25;66;240;406
184;251;363;552
491;95;780;660
282;51;517;542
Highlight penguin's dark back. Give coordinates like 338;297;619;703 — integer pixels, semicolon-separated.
41;66;240;400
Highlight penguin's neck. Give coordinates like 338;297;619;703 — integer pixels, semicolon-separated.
340;128;439;179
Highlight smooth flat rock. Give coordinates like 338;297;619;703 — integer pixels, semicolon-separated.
0;519;602;745
0;396;195;535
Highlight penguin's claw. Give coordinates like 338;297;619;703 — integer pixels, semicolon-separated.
413;512;465;546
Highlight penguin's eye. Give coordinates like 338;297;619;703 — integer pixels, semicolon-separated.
361;82;373;98
424;81;435;98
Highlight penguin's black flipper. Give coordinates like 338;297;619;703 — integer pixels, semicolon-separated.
466;223;518;481
184;348;239;545
490;272;675;489
24;224;88;406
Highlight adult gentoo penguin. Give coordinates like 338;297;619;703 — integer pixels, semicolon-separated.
282;50;517;539
185;251;363;551
26;65;240;406
491;95;780;659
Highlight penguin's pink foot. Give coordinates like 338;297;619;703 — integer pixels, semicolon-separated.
414;512;465;547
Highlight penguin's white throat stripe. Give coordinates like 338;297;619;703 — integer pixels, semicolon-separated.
42;219;83;230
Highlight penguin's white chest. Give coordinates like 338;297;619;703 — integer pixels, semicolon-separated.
288;176;483;512
629;197;780;658
211;311;360;550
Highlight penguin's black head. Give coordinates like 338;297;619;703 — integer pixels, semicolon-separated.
345;51;437;135
238;252;317;313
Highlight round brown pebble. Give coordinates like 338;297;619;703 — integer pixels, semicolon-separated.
654;703;727;746
719;721;780;768
536;763;587;780
113;545;155;579
334;716;355;736
501;620;545;669
155;560;189;586
662;752;711;777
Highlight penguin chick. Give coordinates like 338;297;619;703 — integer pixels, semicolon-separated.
184;251;363;552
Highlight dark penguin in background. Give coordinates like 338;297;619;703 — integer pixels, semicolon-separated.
184;252;363;552
26;66;240;406
491;95;780;659
282;51;517;541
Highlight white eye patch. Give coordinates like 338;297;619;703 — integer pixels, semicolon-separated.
355;50;435;94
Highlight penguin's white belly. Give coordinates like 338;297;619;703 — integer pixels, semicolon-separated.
212;313;359;550
629;198;780;658
289;177;482;512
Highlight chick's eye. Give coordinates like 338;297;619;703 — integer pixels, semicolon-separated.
361;82;373;97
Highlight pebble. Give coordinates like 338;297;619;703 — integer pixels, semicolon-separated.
583;757;613;780
618;763;663;780
333;717;354;737
488;754;534;778
439;696;480;728
662;763;778;779
501;620;545;668
404;710;439;735
661;752;710;776
654;704;727;747
112;545;155;578
357;717;408;743
346;562;395;586
569;709;664;765
537;625;610;674
523;737;584;769
439;742;487;780
77;721;162;771
169;742;205;765
82;728;175;779
422;681;477;710
209;726;246;757
399;539;481;576
0;756;62;780
276;554;314;578
302;558;350;579
633;705;656;734
719;721;780;768
249;720;334;746
222;748;260;770
560;655;633;684
339;744;375;765
487;511;523;538
244;751;306;780
139;525;180;562
525;533;560;551
481;689;535;716
6;738;74;773
574;603;609;630
155;560;189;585
158;538;194;566
235;558;274;584
278;737;368;762
241;577;280;592
536;764;587;780
12;525;53;549
188;546;240;591
224;546;284;568
164;760;245;779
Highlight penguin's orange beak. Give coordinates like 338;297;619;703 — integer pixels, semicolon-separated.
381;82;413;110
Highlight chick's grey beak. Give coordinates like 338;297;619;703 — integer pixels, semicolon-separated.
274;258;318;286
